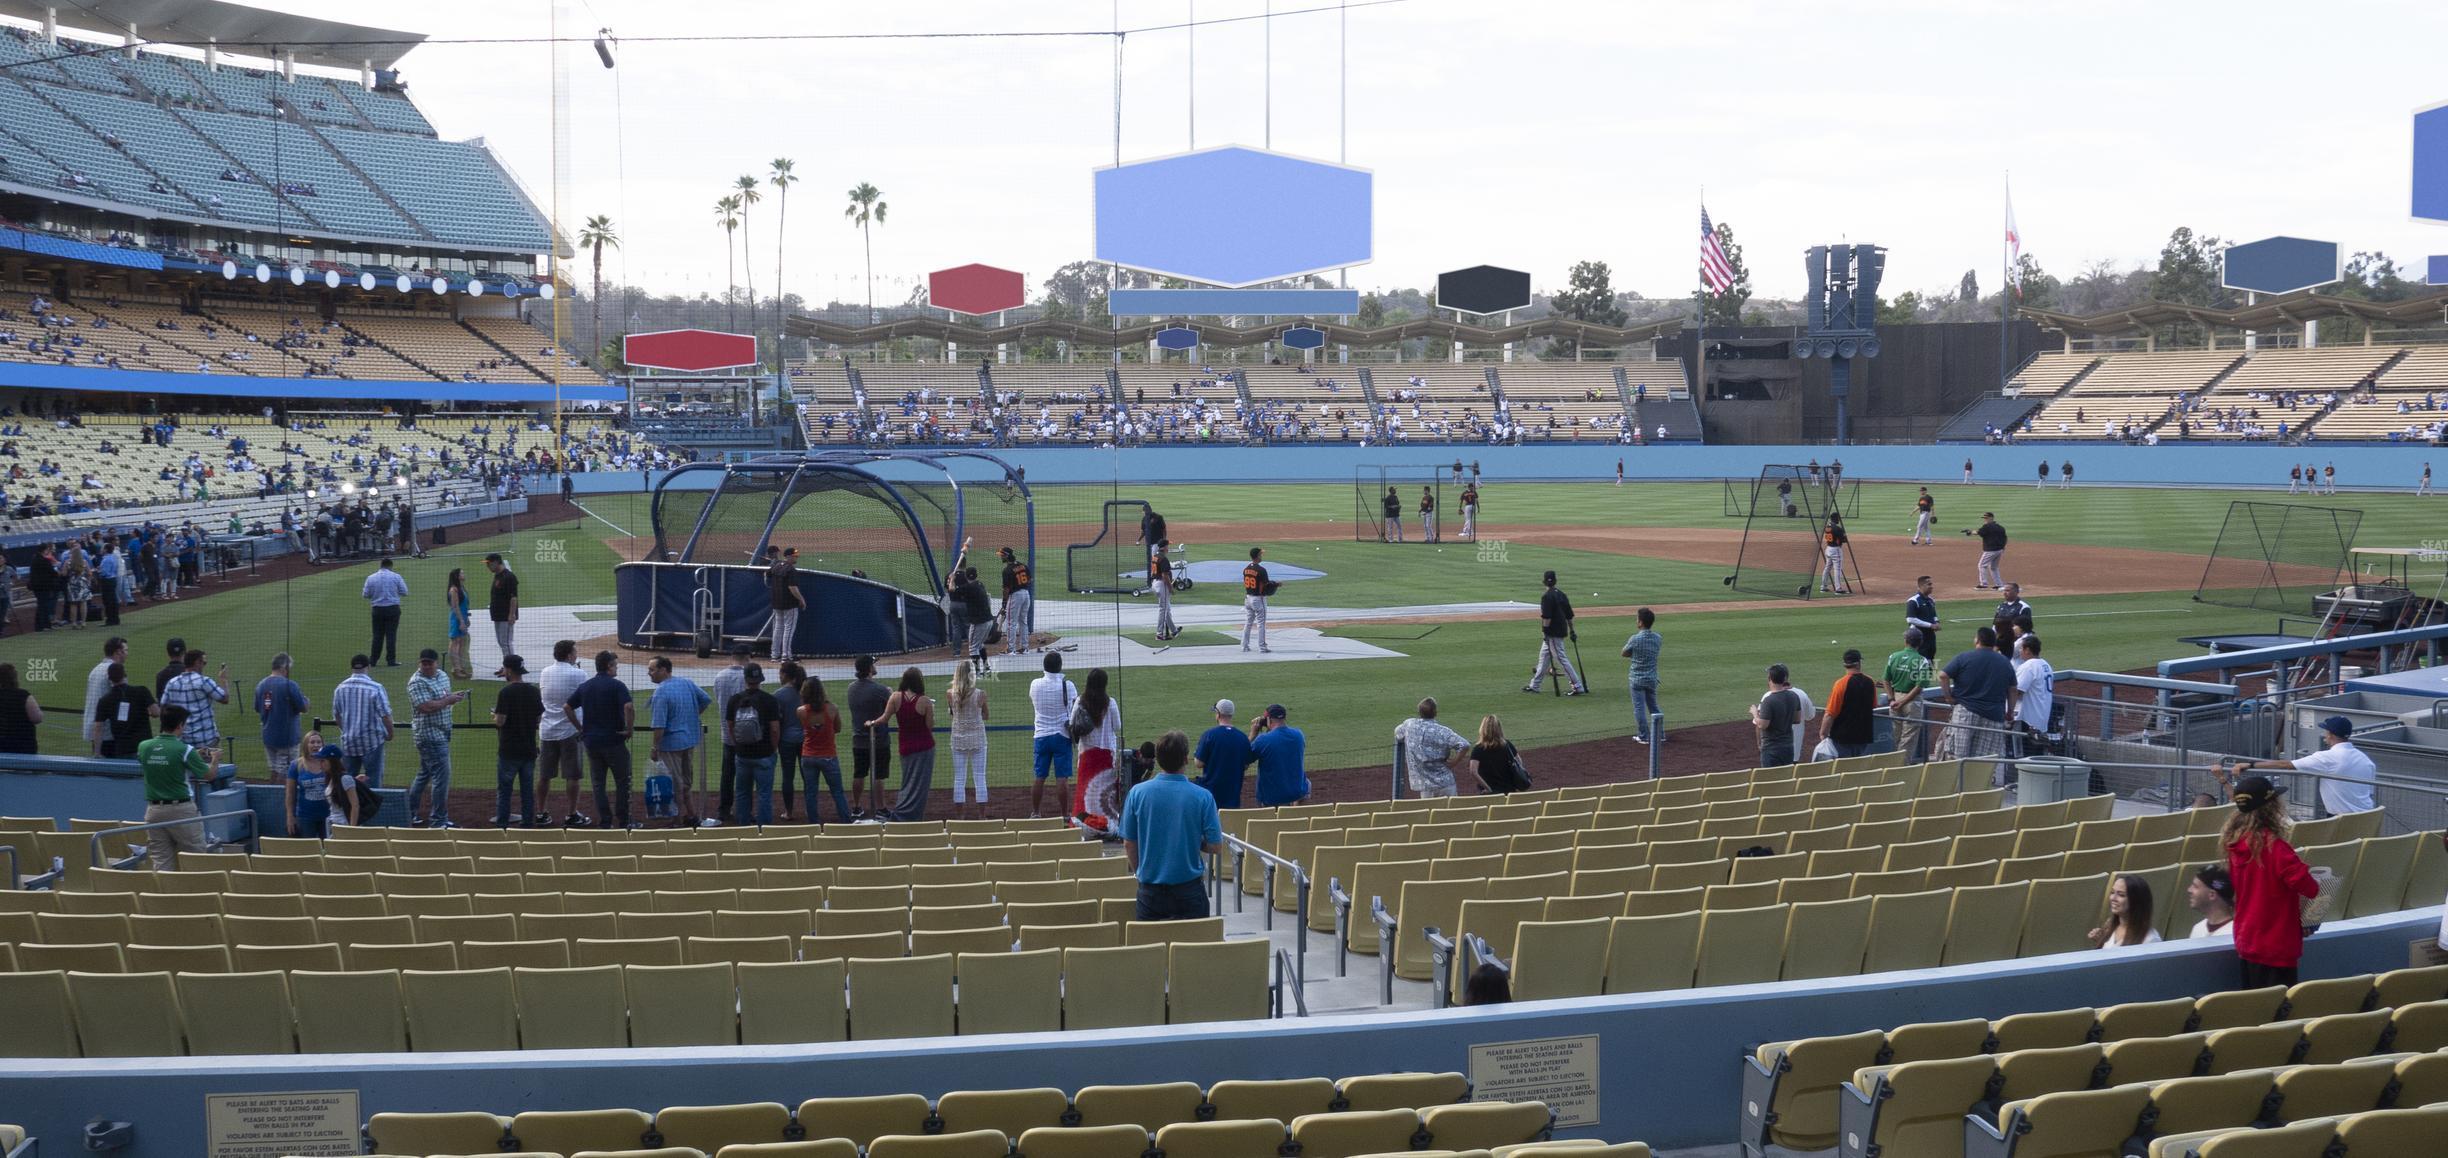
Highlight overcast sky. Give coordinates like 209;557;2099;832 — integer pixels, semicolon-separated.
191;1;2448;304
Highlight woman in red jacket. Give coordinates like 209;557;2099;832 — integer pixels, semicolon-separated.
2219;773;2320;988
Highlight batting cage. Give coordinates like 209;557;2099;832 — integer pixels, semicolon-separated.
618;451;1034;658
1353;466;1447;543
2193;500;2363;613
1067;498;1159;595
1725;464;1866;599
1724;475;1860;518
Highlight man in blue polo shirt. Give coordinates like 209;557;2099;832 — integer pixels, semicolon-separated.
1250;704;1309;806
1118;729;1223;921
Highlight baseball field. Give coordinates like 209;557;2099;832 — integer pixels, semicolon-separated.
3;475;2437;819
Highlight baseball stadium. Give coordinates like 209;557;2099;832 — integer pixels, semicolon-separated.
3;3;2448;1158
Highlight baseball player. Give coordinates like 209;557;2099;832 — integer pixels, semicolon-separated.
1961;457;1973;484
1910;487;1934;545
997;546;1034;656
1380;487;1404;542
2421;463;2433;496
1149;540;1178;641
1970;511;2008;589
1615;458;1624;486
2036;459;2049;490
1522;570;1585;695
1458;482;1479;539
2059;460;2073;489
1241;547;1276;653
1819;513;1851;594
2323;462;2337;495
2288;463;2303;494
1905;575;1940;662
1418;486;1437;542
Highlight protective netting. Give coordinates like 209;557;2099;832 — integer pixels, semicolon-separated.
1728;464;1862;599
1352;466;1448;543
1725;475;1860;518
2193;501;2363;613
1066;499;1155;595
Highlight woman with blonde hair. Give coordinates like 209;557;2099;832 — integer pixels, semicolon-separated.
62;549;90;629
2217;771;2319;987
945;661;989;820
1467;714;1529;794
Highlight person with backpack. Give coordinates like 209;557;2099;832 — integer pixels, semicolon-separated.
725;664;783;827
1468;715;1531;794
866;667;936;822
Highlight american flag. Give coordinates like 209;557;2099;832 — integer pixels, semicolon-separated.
2005;184;2023;299
1700;207;1735;294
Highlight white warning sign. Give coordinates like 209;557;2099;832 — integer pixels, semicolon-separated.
1468;1033;1600;1127
205;1089;360;1158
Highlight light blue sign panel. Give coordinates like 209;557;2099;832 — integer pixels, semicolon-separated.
1280;326;1327;351
1108;288;1361;316
2220;236;2341;295
2431;255;2448;286
1152;326;1201;351
1095;145;1372;287
2418;101;2448;224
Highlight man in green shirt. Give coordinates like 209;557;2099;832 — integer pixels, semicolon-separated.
1880;628;1935;762
137;703;215;869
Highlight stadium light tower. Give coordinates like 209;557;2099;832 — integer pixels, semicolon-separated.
1795;244;1885;444
594;29;617;70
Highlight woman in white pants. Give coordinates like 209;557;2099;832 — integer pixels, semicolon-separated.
944;663;988;820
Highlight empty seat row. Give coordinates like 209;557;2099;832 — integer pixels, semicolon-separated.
46;858;1129;899
0;940;1275;1056
0;875;1140;918
1738;966;2448;1153
1960;1059;2448;1158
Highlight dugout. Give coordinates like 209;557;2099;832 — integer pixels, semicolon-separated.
614;450;1033;658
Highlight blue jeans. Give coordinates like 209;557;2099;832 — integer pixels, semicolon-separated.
408;737;452;824
733;754;776;827
345;745;387;789
803;756;853;824
495;755;536;826
1630;684;1660;738
1032;733;1075;781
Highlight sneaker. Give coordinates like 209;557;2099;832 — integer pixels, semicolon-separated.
1630;734;1647;744
1260;646;1271;653
430;819;455;829
1521;685;1541;693
621;821;643;830
563;813;592;828
1567;687;1587;697
698;817;723;828
408;818;428;828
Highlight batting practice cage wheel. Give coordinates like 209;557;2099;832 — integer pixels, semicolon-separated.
615;450;1032;658
1724;464;1866;599
1353;465;1447;543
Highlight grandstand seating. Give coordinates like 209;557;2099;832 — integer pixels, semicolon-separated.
2308;346;2448;442
1738;965;2448;1155
0;27;542;250
2018;351;2243;440
330;1075;1596;1158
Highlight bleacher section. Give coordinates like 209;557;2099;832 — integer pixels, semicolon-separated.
0;28;543;251
1494;363;1634;442
1740;966;2448;1158
457;316;608;385
2018;350;2242;440
2309;346;2448;442
2184;347;2400;441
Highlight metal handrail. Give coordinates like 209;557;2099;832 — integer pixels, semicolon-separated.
1273;947;1308;1018
87;810;258;872
1223;832;1309;995
0;845;13;891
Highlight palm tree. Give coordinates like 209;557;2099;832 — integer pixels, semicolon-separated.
732;174;762;334
767;158;797;369
714;194;742;329
843;182;887;324
576;215;620;365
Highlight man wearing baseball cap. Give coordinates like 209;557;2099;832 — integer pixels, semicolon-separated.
2229;715;2378;817
1251;704;1309;806
1193;699;1251;810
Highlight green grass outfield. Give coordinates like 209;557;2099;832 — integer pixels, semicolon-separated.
3;481;2432;790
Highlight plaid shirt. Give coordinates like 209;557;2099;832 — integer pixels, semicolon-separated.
407;668;455;744
333;673;393;756
159;670;228;747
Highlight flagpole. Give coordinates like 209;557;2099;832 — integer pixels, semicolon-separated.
1999;173;2011;392
1695;194;1707;418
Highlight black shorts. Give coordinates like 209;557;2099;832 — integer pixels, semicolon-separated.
853;745;891;781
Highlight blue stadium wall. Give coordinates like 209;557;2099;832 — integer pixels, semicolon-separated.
574;443;2444;492
1;910;2432;1155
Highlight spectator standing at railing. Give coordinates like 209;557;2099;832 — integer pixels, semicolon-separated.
2210;773;2319;987
333;654;394;787
252;653;306;783
1251;704;1309;805
1940;625;2018;784
406;648;467;828
1820;651;1878;759
2228;715;2377;818
646;656;710;827
160;649;229;771
136;703;211;869
1394;697;1472;798
83;636;125;755
94;662;155;759
1882;629;1933;762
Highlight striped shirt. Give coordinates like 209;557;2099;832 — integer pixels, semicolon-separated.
407;669;454;744
160;670;228;747
333;673;393;756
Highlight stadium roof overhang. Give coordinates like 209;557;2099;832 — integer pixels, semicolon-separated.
0;0;425;70
782;313;1691;349
2019;289;2448;336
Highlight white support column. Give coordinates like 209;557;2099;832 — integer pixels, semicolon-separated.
124;21;138;59
279;49;296;83
206;38;220;70
42;7;58;45
2304;320;2320;349
362;61;374;89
